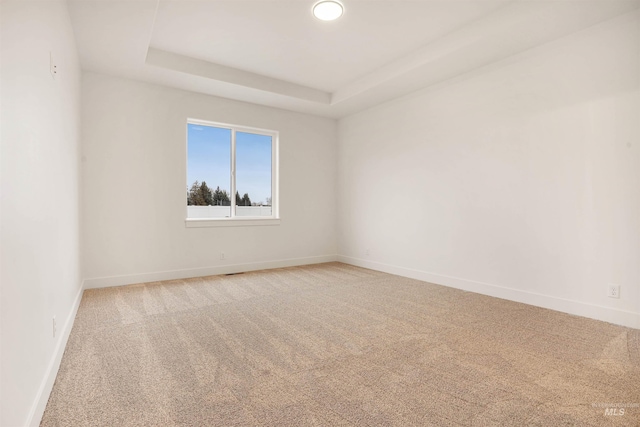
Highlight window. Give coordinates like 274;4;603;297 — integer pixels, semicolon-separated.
186;119;279;227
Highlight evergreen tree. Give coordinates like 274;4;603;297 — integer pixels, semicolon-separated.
188;181;206;205
199;181;213;206
188;181;233;206
220;190;230;206
187;187;193;206
236;191;242;206
212;186;231;206
212;186;222;205
241;193;251;206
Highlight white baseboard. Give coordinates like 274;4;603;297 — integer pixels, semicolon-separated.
26;282;85;427
83;255;339;289
338;255;640;330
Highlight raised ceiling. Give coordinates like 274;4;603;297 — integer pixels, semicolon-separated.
68;0;640;118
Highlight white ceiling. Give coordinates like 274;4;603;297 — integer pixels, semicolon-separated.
150;0;508;92
68;0;640;118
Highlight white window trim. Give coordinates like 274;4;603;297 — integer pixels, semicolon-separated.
185;118;279;227
185;218;281;228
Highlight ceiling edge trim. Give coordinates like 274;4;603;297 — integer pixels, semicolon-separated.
145;48;332;105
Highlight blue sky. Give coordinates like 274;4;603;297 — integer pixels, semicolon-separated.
187;124;272;204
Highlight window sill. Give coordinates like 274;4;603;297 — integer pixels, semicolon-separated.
185;218;281;228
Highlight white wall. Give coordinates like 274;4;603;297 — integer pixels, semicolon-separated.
82;73;337;285
338;11;640;328
0;1;83;426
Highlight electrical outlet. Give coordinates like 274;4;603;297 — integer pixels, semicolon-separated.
607;284;620;299
50;52;57;79
53;316;57;338
220;252;225;260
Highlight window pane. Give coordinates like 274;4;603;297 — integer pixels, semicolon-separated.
187;124;231;218
235;131;272;217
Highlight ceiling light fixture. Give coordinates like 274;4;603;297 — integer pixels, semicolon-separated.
313;0;344;21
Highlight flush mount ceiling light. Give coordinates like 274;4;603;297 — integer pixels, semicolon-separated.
313;0;344;21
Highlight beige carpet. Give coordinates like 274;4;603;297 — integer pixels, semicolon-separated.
42;262;640;426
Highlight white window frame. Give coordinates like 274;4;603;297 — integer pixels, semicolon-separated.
185;118;280;228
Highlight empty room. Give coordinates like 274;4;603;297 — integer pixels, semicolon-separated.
1;0;639;426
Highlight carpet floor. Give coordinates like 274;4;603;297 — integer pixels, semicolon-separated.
42;262;640;426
